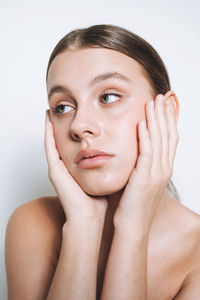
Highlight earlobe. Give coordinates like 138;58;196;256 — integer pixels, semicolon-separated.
164;91;179;122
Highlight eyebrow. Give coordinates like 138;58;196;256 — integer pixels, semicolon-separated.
48;71;131;100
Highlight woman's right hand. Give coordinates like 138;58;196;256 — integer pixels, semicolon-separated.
44;110;108;224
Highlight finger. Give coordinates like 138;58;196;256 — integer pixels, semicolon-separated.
154;94;170;169
134;119;152;181
44;110;80;207
146;100;162;174
165;104;179;169
44;109;60;168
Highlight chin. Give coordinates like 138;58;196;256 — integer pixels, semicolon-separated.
78;178;128;197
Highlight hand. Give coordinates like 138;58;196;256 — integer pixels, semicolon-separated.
44;110;108;223
113;94;179;233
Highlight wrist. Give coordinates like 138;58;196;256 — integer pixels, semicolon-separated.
113;217;151;240
63;217;105;234
114;211;153;235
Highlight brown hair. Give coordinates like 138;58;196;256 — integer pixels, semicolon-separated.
46;24;180;202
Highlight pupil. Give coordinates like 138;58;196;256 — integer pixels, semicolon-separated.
102;95;107;103
58;105;64;113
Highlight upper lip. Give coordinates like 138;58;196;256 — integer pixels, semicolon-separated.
74;149;113;164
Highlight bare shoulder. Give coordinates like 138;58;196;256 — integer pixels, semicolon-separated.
176;201;200;237
6;195;66;260
148;199;200;299
171;203;200;298
172;200;200;267
7;196;66;252
5;196;66;300
10;195;65;224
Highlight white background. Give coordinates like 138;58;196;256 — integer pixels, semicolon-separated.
1;0;200;298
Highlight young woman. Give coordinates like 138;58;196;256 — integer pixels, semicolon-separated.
5;24;200;300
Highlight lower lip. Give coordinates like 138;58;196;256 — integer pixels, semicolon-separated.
77;155;114;169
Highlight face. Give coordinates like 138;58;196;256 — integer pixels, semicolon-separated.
47;47;154;196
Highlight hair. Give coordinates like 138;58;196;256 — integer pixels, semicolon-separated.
46;24;181;202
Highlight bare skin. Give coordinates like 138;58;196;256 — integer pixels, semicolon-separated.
6;194;200;299
5;47;200;299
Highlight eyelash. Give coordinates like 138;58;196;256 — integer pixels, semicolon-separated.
50;91;122;115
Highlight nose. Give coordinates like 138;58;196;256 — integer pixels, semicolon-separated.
70;105;101;141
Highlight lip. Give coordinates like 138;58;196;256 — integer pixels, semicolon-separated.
77;155;114;169
74;148;114;165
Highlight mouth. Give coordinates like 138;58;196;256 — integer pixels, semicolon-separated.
75;148;114;163
77;155;114;169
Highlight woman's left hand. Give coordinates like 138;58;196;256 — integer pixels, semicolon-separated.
113;94;179;234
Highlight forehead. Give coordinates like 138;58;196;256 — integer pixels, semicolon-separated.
47;47;149;90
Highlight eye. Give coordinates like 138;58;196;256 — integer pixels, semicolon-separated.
50;91;122;115
51;104;73;115
99;92;121;104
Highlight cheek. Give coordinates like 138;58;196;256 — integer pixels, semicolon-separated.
72;118;139;196
50;110;141;196
115;116;139;174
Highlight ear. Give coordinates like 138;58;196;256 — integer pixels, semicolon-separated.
163;91;179;123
